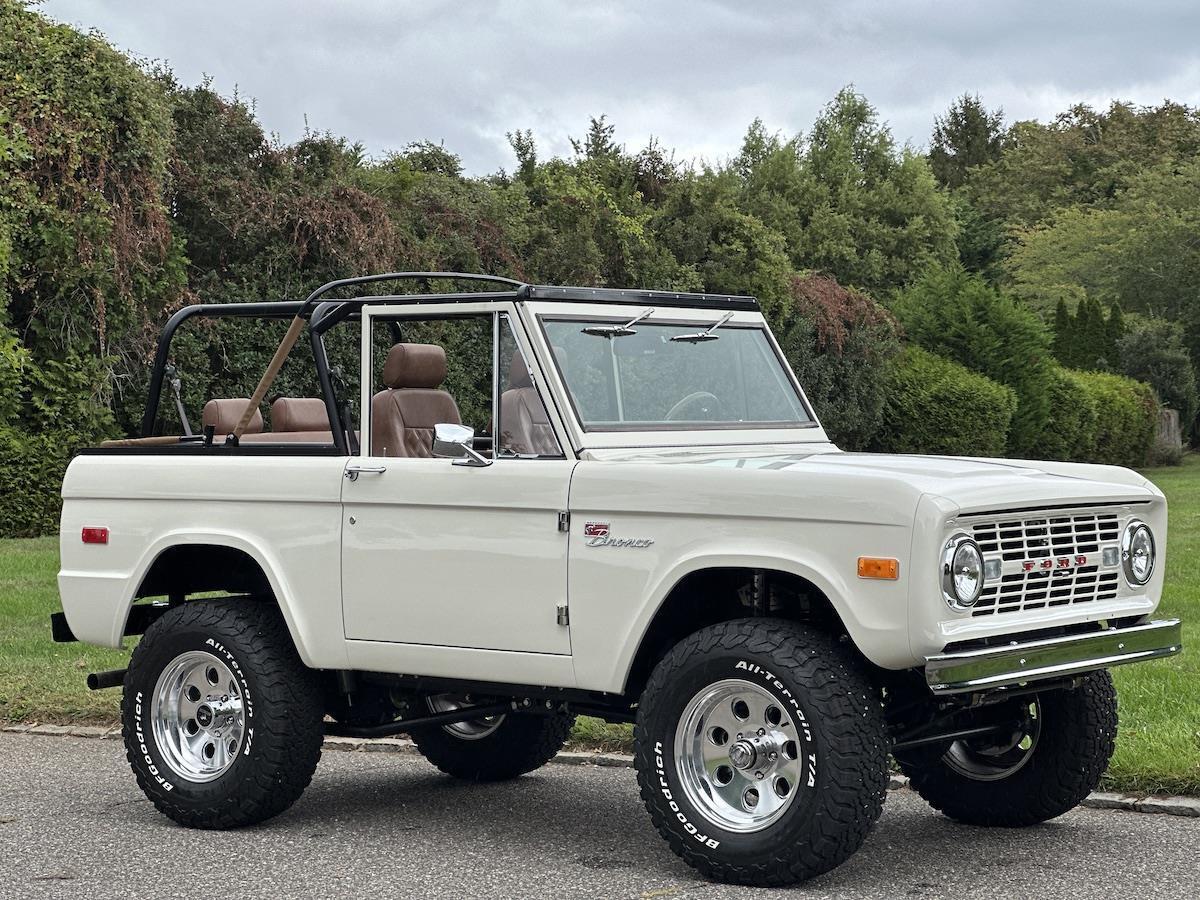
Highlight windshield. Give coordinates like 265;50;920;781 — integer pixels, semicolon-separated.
541;317;812;431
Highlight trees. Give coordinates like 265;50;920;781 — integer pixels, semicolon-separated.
733;91;958;297
1117;319;1198;426
891;265;1056;456
929;94;1006;190
1006;158;1200;364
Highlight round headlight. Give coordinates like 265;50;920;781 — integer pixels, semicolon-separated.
942;534;984;609
1121;521;1155;586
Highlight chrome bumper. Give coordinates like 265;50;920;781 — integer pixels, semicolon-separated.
925;619;1182;695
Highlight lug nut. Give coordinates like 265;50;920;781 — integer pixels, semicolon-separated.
757;728;765;737
755;771;765;780
768;752;778;761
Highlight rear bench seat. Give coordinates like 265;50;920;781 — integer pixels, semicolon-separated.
201;397;334;444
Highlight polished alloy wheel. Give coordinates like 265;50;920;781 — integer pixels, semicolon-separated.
673;678;805;833
426;693;505;740
151;650;246;782
943;700;1042;782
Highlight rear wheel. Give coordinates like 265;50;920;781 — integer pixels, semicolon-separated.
896;671;1117;826
409;694;575;781
634;619;889;886
122;599;324;828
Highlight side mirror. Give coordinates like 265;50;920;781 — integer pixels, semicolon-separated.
432;423;492;468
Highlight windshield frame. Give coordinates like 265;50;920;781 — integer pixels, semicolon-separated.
535;311;819;435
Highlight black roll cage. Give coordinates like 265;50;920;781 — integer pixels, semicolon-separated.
139;271;759;455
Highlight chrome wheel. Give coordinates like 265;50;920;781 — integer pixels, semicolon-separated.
426;693;505;740
674;678;806;833
944;700;1042;782
150;650;246;783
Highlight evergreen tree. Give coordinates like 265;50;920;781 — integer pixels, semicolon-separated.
1106;302;1126;360
1052;298;1074;366
929;94;1006;190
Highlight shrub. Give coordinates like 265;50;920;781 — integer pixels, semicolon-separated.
771;273;900;449
1117;318;1198;429
1034;368;1099;461
0;427;78;538
872;347;1016;457
891;264;1056;456
1065;371;1158;467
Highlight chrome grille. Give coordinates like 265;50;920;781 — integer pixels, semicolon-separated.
970;511;1121;617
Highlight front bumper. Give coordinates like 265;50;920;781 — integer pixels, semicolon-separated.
925;619;1182;695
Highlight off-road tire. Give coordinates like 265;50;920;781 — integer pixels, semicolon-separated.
634;618;889;887
121;598;324;828
410;710;576;782
897;670;1118;827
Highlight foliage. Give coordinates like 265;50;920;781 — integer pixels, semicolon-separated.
735;91;958;296
1117;318;1198;427
1066;371;1158;468
0;427;78;537
1035;368;1099;462
929;94;1006;190
1051;296;1123;371
1006;158;1200;365
772;274;900;449
891;265;1056;455
872;347;1016;457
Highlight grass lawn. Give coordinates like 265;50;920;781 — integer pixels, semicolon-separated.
2;460;1197;793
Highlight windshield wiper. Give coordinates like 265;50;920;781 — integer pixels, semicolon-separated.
581;307;654;338
670;311;735;343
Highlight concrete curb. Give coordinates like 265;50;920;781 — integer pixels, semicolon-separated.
5;724;1198;818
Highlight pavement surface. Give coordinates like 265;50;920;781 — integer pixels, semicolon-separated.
0;732;1196;900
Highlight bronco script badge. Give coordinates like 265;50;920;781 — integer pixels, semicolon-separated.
583;522;654;548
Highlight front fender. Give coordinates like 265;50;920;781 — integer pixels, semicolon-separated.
569;535;915;695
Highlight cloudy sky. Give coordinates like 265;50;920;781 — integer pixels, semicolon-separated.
40;0;1200;175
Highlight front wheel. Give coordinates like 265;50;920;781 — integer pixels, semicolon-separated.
121;599;325;829
634;619;889;887
896;670;1118;827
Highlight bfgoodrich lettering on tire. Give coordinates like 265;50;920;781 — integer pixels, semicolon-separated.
633;618;889;886
121;598;324;829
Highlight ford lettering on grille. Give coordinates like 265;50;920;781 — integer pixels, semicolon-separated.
969;511;1122;616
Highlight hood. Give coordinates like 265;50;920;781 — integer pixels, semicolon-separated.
582;445;1159;512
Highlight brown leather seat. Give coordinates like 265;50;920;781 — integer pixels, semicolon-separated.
202;399;263;435
371;343;460;457
246;397;335;442
271;397;329;432
499;355;560;456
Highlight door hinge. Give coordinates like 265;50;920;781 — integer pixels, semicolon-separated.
556;604;570;626
557;511;570;533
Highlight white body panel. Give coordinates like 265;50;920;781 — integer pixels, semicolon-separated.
58;301;1168;696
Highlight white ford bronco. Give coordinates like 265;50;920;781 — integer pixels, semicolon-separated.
53;273;1182;885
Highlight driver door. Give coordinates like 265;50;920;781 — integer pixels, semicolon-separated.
340;304;575;668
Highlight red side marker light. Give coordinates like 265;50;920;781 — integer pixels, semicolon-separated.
81;527;109;545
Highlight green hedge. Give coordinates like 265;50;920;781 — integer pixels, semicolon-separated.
1062;370;1158;467
0;428;76;538
1035;368;1100;461
872;347;1017;457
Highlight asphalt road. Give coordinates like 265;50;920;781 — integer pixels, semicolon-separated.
0;733;1196;900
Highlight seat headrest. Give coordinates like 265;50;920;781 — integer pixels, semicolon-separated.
508;353;534;389
271;397;329;432
202;399;263;435
382;343;447;389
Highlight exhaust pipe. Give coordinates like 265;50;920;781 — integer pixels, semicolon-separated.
87;669;127;691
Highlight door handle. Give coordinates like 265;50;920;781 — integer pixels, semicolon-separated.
345;463;387;481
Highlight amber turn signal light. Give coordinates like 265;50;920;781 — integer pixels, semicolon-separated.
857;557;899;579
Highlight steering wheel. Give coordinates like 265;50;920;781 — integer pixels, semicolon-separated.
665;391;727;422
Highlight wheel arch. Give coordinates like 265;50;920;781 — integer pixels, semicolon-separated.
619;553;878;701
120;531;318;667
